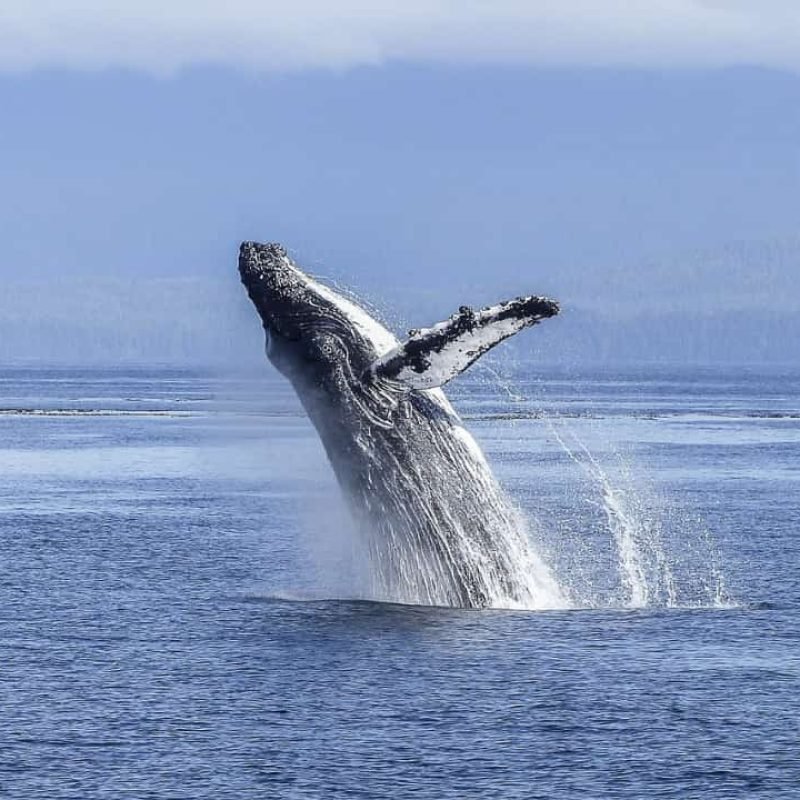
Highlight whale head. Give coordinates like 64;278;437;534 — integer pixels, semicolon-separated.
238;241;396;387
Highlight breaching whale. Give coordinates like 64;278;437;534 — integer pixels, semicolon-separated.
239;242;565;608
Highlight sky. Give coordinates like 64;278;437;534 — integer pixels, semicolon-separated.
3;2;800;73
1;3;798;366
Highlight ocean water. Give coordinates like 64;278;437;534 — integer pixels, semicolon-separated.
1;364;799;798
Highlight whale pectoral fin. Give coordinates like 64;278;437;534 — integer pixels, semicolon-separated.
367;296;560;390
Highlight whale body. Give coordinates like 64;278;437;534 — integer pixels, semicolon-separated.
239;241;565;608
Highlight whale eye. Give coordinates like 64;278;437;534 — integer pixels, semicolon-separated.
319;337;335;357
314;332;344;360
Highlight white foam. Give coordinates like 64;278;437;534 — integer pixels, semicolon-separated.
311;275;398;356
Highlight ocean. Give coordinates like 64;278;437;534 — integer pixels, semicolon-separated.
1;364;798;798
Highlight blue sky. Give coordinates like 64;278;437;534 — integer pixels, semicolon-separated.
1;3;798;365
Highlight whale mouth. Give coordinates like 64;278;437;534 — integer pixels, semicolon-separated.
238;241;316;345
239;241;290;285
238;241;307;310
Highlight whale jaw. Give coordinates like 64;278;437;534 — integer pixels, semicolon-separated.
238;242;305;330
239;241;290;283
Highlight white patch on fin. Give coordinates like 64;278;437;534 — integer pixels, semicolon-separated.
368;296;559;390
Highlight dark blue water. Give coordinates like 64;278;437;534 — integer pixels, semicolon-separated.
2;365;799;798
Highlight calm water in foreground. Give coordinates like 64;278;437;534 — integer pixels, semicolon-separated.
1;365;799;798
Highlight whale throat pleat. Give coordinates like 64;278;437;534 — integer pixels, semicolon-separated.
368;296;560;390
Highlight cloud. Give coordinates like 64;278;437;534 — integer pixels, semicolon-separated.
1;1;799;74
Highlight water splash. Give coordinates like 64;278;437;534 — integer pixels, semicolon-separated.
547;420;672;607
475;361;733;611
353;432;571;611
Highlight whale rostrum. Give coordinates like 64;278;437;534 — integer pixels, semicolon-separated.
239;241;566;608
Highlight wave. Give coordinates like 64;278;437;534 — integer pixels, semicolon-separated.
241;590;742;613
4;405;795;422
464;410;800;422
0;408;197;417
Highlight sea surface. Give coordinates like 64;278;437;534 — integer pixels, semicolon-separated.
1;364;799;799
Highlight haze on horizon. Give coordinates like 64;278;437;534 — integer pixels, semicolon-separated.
0;2;798;366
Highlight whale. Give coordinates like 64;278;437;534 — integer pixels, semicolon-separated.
239;241;565;608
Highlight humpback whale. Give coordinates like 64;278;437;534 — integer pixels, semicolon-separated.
239;242;565;608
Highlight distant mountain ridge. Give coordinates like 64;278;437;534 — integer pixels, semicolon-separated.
2;237;797;366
